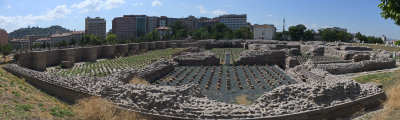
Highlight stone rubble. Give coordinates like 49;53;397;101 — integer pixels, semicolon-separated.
137;58;176;82
2;63;385;119
173;51;220;66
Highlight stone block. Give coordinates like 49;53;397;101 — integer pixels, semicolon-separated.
32;51;47;71
61;61;74;68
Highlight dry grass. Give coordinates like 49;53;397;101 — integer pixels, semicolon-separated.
352;43;400;52
0;66;75;119
73;97;148;120
129;77;149;85
235;95;251;105
354;70;400;120
370;84;400;120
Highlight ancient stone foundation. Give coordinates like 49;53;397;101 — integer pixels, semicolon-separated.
173;51;220;66
2;64;386;119
235;50;286;67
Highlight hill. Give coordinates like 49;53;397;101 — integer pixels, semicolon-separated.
9;26;72;39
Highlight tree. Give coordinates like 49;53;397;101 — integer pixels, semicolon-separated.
106;33;117;44
395;40;400;45
319;29;338;42
379;0;400;26
212;23;230;40
70;38;76;46
1;44;13;62
275;32;283;40
175;29;187;40
288;24;307;41
169;20;184;32
233;27;253;39
337;31;352;42
355;32;368;43
303;29;315;41
192;28;209;40
33;43;42;49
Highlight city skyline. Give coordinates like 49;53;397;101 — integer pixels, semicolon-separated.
1;0;399;39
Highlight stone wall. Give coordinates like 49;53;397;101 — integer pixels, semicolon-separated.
235;50;286;67
316;59;396;75
3;63;386;120
300;45;324;56
173;51;220;66
137;58;175;83
16;41;175;71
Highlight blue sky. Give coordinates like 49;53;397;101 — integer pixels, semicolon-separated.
1;0;399;39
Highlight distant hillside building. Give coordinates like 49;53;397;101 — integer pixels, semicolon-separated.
10;38;29;51
85;17;106;39
253;24;276;40
0;29;9;45
49;31;84;46
218;14;247;30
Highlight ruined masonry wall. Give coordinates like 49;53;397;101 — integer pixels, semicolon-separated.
17;41;184;71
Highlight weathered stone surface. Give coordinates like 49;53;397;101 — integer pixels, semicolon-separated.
61;61;74;68
3;63;386;120
235;50;286;67
353;54;370;62
340;46;372;51
173;51;220;66
137;58;176;83
285;57;299;69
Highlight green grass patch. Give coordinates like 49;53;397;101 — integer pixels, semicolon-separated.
50;107;75;117
352;43;400;52
15;104;33;111
354;71;399;89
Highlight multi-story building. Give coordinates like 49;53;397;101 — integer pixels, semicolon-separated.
85;17;106;39
146;16;158;34
168;18;180;26
135;15;147;37
49;31;84;46
199;17;219;28
112;15;147;40
183;15;198;31
158;16;169;27
218;14;247;30
253;24;276;40
0;29;8;45
112;15;136;40
10;38;30;51
25;34;46;42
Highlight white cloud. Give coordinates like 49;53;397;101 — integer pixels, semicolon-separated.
133;2;143;6
6;5;11;9
71;0;125;13
268;14;273;17
196;5;208;14
0;5;71;32
152;0;162;7
104;0;125;9
213;10;227;15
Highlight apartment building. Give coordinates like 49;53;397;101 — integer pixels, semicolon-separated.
253;24;276;40
219;14;247;30
85;17;106;39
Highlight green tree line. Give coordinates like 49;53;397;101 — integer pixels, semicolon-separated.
275;24;384;44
